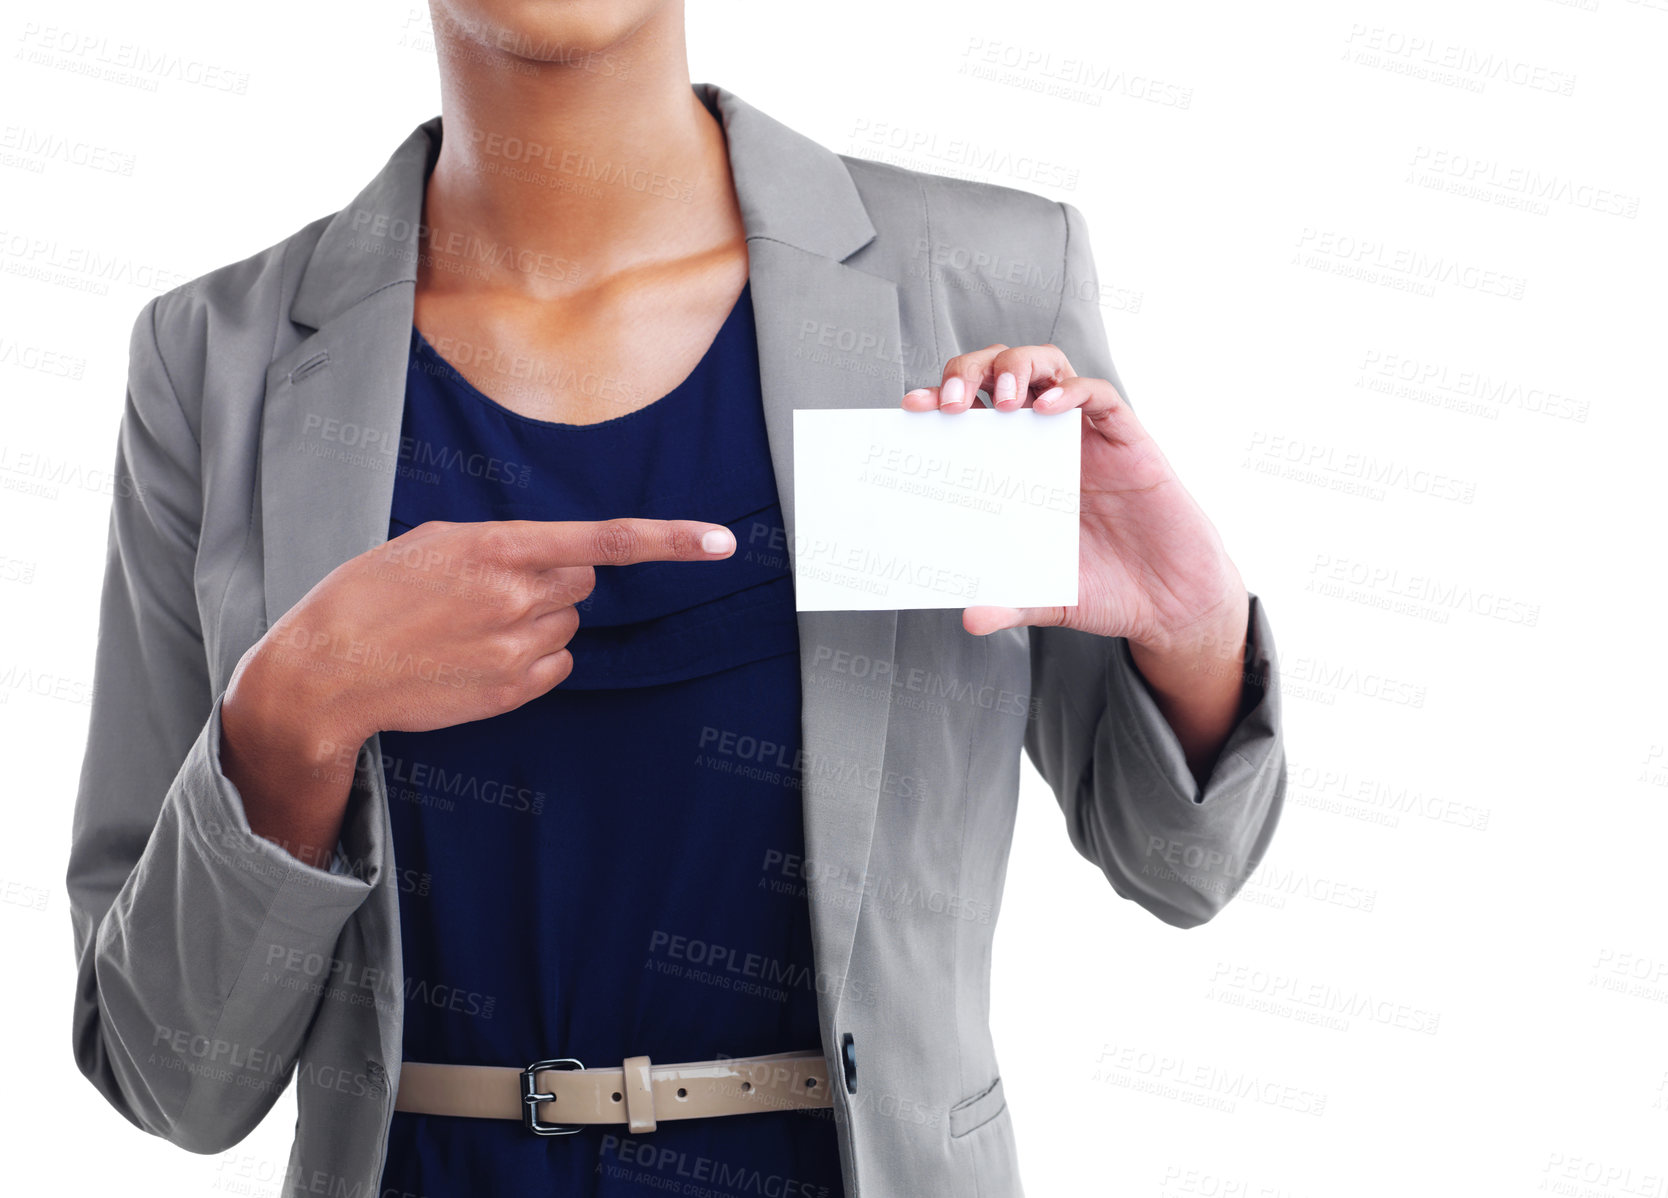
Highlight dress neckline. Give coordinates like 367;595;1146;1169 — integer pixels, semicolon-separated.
410;278;752;432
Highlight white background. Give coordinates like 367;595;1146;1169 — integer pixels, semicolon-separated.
3;0;1665;1195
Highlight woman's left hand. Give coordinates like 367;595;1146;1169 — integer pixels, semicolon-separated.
904;343;1248;656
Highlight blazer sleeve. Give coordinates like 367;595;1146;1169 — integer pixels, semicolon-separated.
1023;200;1288;929
65;295;384;1154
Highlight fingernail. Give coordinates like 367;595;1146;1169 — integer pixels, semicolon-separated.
1036;387;1064;407
941;376;965;406
702;528;735;554
904;388;932;401
994;372;1016;405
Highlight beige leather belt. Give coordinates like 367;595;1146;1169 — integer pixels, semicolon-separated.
395;1050;833;1136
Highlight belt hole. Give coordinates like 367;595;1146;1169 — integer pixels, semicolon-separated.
611;1092;622;1103
740;1081;752;1092
676;1087;688;1099
806;1077;819;1088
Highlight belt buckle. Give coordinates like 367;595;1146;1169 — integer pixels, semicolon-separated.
520;1057;586;1136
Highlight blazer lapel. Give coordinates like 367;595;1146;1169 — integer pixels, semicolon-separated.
708;83;904;1016
261;114;437;627
261;82;901;1026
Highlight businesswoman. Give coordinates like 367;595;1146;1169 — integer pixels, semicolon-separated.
67;2;1287;1195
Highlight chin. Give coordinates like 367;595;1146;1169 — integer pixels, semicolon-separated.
429;0;674;62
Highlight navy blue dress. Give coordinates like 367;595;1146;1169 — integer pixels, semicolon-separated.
375;281;846;1198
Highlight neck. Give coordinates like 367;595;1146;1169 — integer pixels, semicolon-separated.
422;7;736;298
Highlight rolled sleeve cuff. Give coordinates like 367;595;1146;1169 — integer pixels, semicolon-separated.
1105;590;1284;807
176;689;384;912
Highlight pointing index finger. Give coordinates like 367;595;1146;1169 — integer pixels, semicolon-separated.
495;518;736;570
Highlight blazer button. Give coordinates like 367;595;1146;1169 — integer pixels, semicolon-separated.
841;1032;857;1094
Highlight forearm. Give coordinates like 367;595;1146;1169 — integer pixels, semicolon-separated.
219;646;360;872
1125;585;1252;790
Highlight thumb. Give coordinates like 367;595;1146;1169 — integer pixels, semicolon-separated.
963;605;1067;636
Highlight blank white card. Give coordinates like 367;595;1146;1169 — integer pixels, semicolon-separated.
790;408;1081;612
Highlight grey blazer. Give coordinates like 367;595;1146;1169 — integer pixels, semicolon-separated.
67;81;1286;1197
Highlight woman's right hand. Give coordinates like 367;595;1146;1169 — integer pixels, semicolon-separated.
219;517;737;868
262;516;736;742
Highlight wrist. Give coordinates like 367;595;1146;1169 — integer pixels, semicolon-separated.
218;628;364;872
230;635;368;772
1123;588;1251;788
1128;585;1250;673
